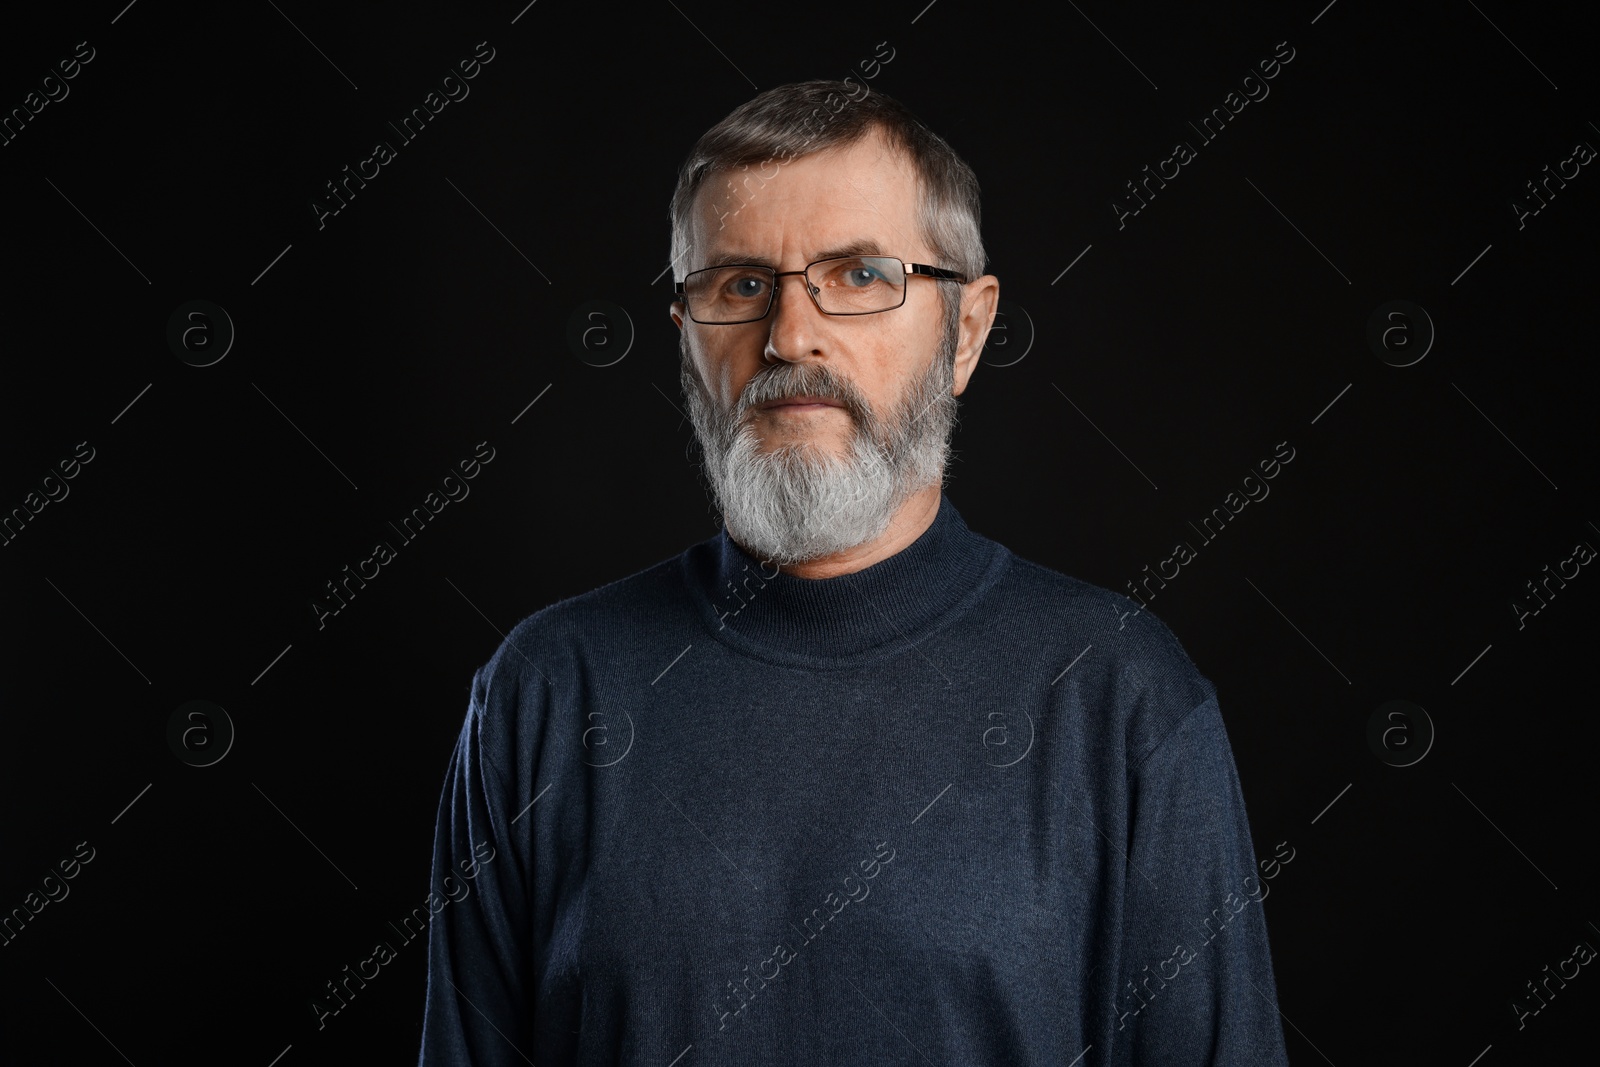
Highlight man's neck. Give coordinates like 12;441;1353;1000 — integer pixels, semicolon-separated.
754;484;943;580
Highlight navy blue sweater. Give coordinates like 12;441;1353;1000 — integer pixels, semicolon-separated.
418;493;1291;1065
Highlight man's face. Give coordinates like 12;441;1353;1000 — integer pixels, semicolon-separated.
670;127;986;565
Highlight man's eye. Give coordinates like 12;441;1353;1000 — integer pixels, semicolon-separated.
729;276;768;298
846;267;884;287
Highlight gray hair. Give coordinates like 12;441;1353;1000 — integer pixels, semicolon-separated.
667;80;987;300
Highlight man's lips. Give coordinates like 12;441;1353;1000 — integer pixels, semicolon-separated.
761;396;845;410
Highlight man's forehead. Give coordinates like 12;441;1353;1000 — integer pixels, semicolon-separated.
693;227;929;271
689;139;926;266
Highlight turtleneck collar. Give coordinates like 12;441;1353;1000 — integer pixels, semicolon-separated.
683;492;1008;667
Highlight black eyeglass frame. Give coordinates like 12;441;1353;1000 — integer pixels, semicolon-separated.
673;256;968;325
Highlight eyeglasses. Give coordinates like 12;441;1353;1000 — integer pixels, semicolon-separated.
674;255;967;325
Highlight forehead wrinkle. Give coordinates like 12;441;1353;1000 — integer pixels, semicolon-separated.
698;238;892;271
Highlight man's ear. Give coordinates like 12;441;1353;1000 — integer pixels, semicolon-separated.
670;300;685;331
953;275;999;396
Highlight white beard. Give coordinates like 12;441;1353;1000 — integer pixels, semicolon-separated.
679;299;962;565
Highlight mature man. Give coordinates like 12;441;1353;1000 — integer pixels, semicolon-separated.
418;80;1290;1065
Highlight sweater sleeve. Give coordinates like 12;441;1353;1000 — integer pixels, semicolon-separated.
1109;695;1292;1066
417;664;537;1066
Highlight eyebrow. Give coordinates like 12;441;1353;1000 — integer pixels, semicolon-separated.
698;240;888;270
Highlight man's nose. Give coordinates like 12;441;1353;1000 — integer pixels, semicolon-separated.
764;271;828;361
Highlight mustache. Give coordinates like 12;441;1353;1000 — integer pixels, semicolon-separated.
736;364;865;419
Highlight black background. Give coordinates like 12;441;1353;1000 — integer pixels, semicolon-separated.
2;0;1596;1064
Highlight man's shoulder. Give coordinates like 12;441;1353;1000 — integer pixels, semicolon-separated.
998;551;1199;671
995;548;1216;759
476;541;698;688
